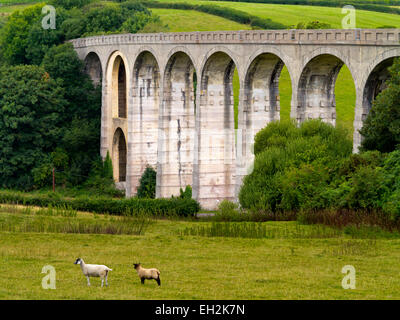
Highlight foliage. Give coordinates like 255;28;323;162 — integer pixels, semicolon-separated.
360;58;400;153
179;185;192;199
292;20;332;29
239;119;353;211
0;65;67;190
0;189;201;216
50;0;94;9
83;152;124;197
137;166;157;199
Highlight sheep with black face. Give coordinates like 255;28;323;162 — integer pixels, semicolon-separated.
74;258;112;287
133;263;161;286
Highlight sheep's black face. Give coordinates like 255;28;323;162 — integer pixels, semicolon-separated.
133;263;140;269
74;258;81;265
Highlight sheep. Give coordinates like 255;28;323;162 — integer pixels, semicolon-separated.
74;258;112;287
133;263;161;286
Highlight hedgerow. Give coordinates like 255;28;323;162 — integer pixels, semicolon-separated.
0;190;200;217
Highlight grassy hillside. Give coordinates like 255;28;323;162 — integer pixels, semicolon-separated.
150;8;251;31
154;0;400;28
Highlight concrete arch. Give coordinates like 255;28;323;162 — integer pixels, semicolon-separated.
131;46;163;80
244;47;295;86
198;46;241;81
238;52;290;183
360;48;400;112
195;50;238;209
301;47;357;83
105;51;130;119
165;46;199;75
296;52;355;126
157;51;197;198
84;52;102;86
129;50;161;196
361;48;400;91
112;127;127;184
352;48;400;152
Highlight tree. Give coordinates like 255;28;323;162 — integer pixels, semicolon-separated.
0;65;67;189
41;44;101;185
360;58;400;153
137;166;157;199
0;4;43;65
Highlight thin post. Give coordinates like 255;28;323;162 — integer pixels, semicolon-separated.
52;168;55;192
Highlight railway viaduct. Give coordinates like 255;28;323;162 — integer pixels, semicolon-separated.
71;29;400;209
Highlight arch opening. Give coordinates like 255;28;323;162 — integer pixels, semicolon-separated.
196;51;237;209
130;51;160;195
297;54;346;126
84;52;102;87
111;55;127;119
112;128;127;183
240;53;290;180
363;57;395;115
159;52;196;198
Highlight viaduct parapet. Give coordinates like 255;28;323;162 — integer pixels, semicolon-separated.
71;29;400;209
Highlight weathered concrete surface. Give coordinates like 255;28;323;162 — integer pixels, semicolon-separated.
71;29;400;209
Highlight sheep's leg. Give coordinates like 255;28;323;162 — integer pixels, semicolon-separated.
101;278;104;288
86;276;91;286
141;278;145;285
105;271;109;287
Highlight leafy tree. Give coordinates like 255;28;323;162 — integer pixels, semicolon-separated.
239;120;352;211
0;65;67;189
360;58;400;153
0;4;43;65
50;0;93;10
41;44;101;185
137;166;157;199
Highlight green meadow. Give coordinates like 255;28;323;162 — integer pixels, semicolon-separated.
150;8;251;31
158;1;400;29
1;206;400;299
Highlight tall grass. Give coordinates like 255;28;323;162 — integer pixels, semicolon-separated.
298;209;400;233
180;221;342;238
0;205;152;235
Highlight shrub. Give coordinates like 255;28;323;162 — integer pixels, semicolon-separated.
239;119;353;211
0;190;200;217
179;185;192;199
137;166;157;199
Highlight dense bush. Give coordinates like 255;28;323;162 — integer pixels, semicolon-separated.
0;190;200;217
239;119;353;211
137;166;157;199
240;118;400;219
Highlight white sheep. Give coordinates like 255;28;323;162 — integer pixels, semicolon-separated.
74;258;112;287
133;263;161;286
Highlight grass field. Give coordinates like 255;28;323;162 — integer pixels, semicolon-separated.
155;0;400;28
1;206;400;299
150;8;251;31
